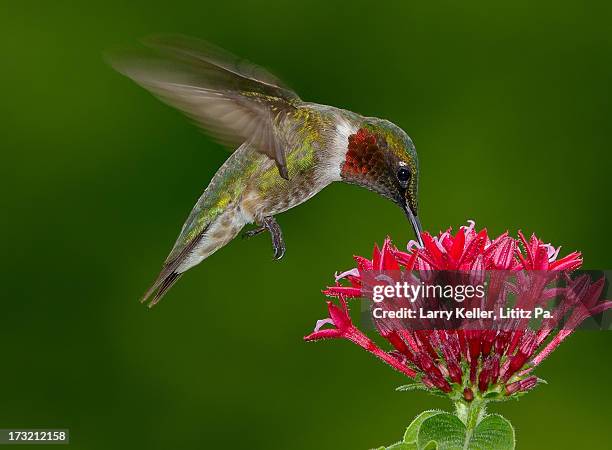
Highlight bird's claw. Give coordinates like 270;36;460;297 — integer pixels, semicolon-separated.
243;216;285;260
269;227;286;261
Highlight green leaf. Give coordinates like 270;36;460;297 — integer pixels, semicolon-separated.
466;414;514;450
403;410;445;444
416;413;515;450
375;410;443;450
417;413;465;450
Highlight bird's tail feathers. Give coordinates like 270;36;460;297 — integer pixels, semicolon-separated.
140;271;183;308
140;227;207;307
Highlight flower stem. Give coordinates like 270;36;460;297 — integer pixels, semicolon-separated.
455;399;487;437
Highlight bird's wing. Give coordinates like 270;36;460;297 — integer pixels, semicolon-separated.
108;35;301;179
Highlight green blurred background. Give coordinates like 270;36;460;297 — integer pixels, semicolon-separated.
2;1;611;449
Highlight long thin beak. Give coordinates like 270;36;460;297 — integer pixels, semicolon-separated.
403;205;423;247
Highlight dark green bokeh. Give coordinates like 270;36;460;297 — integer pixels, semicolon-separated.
2;1;611;448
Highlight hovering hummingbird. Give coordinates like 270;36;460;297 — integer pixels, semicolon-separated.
110;36;423;307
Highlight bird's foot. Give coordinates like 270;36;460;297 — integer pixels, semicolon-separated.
242;216;285;260
242;227;266;239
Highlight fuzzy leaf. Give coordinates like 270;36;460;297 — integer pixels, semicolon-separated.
376;410;444;450
417;413;515;450
467;414;515;450
417;413;465;450
403;410;444;444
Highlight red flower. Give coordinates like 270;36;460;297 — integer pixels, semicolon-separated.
306;296;417;379
306;222;612;400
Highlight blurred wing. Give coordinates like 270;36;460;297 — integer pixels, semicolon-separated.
108;35;302;179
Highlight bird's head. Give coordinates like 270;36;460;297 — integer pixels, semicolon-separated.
340;122;422;245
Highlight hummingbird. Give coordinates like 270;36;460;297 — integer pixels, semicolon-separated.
110;35;423;307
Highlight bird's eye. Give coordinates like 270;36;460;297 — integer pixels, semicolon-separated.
397;167;410;183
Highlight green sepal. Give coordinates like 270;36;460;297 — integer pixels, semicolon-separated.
483;391;504;400
396;383;430;393
395;384;447;398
